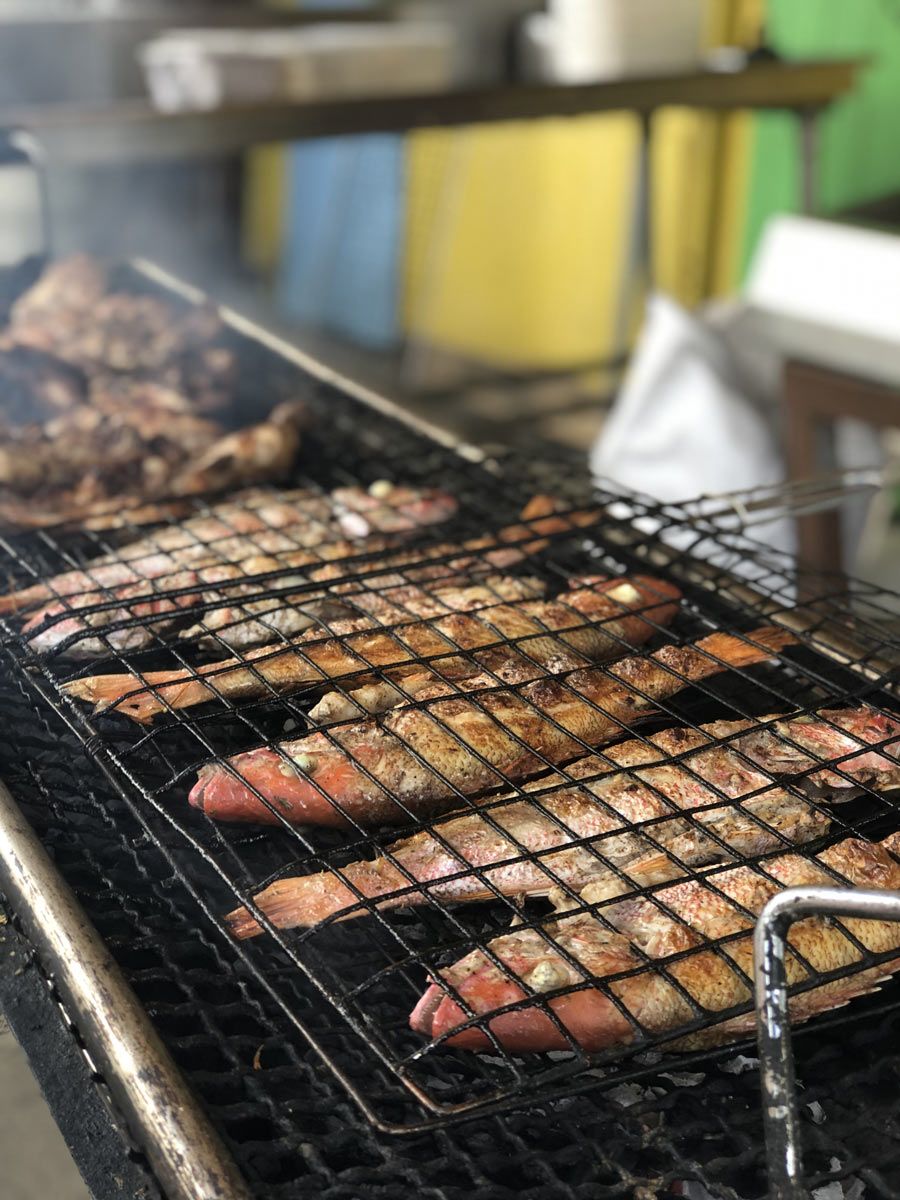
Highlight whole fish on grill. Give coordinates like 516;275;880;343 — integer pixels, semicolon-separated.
14;486;461;657
410;831;900;1052
189;626;795;828
20;497;600;657
169;497;604;651
225;705;900;937
64;575;678;722
63;573;553;717
0;481;459;616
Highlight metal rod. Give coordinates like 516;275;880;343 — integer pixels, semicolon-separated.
690;466;887;528
131;257;487;465
754;885;900;1200
798;108;821;217
0;778;253;1200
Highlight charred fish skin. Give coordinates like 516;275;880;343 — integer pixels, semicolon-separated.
306;575;683;723
11;484;461;656
64;574;678;723
189;626;795;828
63;575;547;719
410;831;900;1053
224;776;828;938
224;705;900;937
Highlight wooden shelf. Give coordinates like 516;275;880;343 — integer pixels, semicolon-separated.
1;58;861;166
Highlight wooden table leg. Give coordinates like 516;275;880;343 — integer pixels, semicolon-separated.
783;361;844;578
783;359;900;584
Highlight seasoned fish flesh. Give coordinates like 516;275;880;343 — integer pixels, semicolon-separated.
64;575;678;722
1;481;458;616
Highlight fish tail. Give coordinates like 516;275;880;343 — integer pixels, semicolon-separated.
0;583;52;615
63;669;214;722
611;626;796;705
675;626;796;684
225;858;409;939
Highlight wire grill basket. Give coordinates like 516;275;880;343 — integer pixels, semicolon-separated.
2;263;900;1139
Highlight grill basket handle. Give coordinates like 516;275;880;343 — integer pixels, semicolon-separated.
754;883;900;1200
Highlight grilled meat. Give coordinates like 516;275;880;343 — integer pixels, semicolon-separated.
9;255;232;388
0;254;310;528
410;831;900;1052
226;705;900;937
189;627;795;828
0;343;86;429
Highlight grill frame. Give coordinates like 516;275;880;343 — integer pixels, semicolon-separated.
2;261;900;1195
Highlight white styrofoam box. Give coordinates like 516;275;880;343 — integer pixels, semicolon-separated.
138;22;454;113
745;214;900;388
521;0;704;84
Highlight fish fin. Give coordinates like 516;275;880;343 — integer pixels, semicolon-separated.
695;626;797;670
63;672;184;722
519;495;559;521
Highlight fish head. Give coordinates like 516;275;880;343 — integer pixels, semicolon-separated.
188;736;363;828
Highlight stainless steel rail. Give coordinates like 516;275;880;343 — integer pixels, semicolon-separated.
754;886;900;1200
0;778;253;1200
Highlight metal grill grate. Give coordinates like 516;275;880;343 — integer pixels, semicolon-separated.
1;267;900;1187
6;672;900;1199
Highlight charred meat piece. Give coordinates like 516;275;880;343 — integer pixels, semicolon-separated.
0;342;86;428
9;255;234;392
0;254;301;528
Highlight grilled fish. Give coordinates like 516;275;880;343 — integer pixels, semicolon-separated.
189;626;795;828
169;498;604;651
64;575;678;722
63;574;550;718
3;481;457;619
225;706;900;937
410;831;900;1052
19;495;597;657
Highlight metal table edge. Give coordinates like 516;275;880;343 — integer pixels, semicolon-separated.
0;776;252;1200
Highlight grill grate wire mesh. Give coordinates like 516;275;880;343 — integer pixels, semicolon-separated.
1;266;900;1191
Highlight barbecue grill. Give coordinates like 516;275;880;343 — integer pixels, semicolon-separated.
2;260;900;1200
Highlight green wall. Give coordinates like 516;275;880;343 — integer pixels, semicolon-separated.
740;0;900;277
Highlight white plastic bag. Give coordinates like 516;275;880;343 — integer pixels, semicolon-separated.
591;291;795;561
